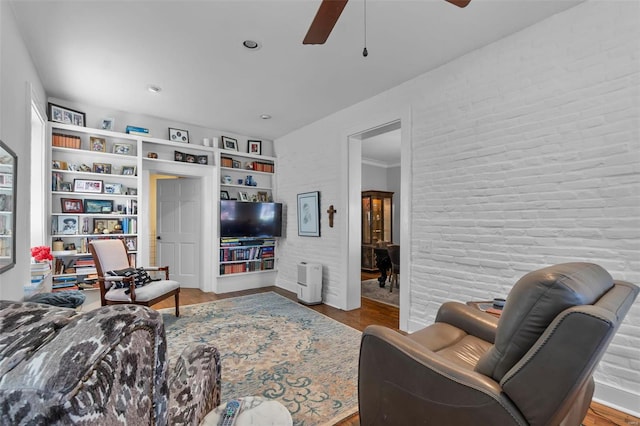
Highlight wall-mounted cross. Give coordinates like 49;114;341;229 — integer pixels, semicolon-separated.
327;205;337;227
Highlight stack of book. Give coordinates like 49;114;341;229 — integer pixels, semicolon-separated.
52;276;78;292
52;133;81;149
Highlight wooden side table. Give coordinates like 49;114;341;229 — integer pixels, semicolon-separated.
466;300;503;318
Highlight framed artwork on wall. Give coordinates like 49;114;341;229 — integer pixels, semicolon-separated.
297;191;320;237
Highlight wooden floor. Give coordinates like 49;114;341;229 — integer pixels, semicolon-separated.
153;287;637;426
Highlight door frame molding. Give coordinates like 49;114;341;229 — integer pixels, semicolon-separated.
141;162;215;292
341;106;412;331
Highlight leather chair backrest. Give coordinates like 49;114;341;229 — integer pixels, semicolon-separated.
475;263;613;381
387;244;400;268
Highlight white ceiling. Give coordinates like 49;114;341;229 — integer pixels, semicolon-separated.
10;0;582;141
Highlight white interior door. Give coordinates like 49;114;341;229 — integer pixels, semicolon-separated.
156;178;201;287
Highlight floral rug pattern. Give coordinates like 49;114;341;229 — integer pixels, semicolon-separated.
162;292;361;426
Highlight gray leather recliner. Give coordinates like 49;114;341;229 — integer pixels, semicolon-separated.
358;263;638;425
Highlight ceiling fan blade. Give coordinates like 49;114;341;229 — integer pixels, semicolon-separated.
445;0;472;7
303;0;349;45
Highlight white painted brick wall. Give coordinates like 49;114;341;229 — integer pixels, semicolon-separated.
276;0;639;409
409;0;639;397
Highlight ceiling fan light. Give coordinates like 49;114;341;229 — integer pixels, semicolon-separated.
260;114;271;120
147;85;161;93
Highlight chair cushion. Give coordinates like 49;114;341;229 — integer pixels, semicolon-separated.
475;263;613;381
107;267;153;290
105;280;180;303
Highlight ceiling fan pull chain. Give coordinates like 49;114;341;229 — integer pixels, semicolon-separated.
363;0;368;57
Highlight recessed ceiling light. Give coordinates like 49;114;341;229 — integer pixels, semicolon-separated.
147;85;161;93
260;114;271;120
243;40;261;50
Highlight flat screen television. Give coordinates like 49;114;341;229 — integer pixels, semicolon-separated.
220;200;283;238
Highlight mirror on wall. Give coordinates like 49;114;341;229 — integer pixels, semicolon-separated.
0;139;17;273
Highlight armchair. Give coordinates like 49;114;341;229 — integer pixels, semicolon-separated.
89;239;180;316
358;263;638;425
0;301;220;425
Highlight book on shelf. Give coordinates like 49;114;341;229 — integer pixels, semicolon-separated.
125;125;149;134
52;133;81;149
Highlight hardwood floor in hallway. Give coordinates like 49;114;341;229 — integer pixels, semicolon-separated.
152;287;636;426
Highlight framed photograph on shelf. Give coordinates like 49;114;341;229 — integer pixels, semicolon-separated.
93;163;112;174
73;179;103;193
174;151;185;162
58;215;79;235
106;219;121;232
222;136;238;151
113;143;133;155
121;166;136;176
84;199;114;214
220;190;230;200
104;183;123;194
59;182;72;192
52;160;68;170
185;154;196;163
100;118;114;130
48;102;86;127
257;191;268;202
169;128;189;143
61;198;83;213
297;191;320;237
238;191;249;202
248;140;262;155
232;160;241;169
90;137;107;152
125;238;137;251
127;187;137;196
197;155;208;165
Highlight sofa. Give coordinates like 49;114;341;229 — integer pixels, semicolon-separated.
0;301;221;425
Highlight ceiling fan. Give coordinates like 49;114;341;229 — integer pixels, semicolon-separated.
303;0;472;45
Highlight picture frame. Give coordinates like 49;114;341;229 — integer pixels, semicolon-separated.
297;191;321;237
113;143;133;155
232;160;241;169
197;155;208;165
174;151;185;162
84;199;114;214
58;215;79;235
48;102;86;127
238;191;249;202
100;118;115;131
220;190;230;200
93;219;107;233
93;163;112;174
90;137;107;152
185;154;196;163
125;237;137;251
248;140;262;155
222;136;238;151
257;191;268;202
121;166;136;176
59;182;72;192
169;128;189;143
106;219;121;232
61;198;83;213
52;160;67;170
73;179;103;193
104;183;124;194
127;187;138;196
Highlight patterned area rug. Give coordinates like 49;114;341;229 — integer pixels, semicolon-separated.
361;279;399;307
162;292;361;426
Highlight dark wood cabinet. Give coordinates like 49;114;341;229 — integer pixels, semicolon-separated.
361;190;393;271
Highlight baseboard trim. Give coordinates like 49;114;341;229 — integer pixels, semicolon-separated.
593;381;640;418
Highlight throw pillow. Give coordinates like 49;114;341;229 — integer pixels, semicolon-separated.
107;267;153;290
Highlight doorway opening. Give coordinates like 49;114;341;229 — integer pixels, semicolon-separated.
346;112;411;331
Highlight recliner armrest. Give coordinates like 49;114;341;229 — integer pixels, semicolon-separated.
359;325;525;425
168;344;221;425
436;301;499;343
